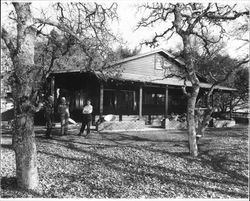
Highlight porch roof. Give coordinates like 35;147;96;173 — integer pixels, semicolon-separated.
112;72;236;91
51;70;236;92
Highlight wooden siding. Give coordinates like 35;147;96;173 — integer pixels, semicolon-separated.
121;53;185;78
120;54;159;76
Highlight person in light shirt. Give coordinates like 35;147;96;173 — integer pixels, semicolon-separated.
78;99;93;137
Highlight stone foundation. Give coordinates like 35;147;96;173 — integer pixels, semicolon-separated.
213;119;236;128
97;120;146;132
96;115;236;131
164;119;187;130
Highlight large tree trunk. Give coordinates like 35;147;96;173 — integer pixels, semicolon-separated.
12;114;39;189
197;102;213;138
187;85;199;157
10;3;40;190
183;35;200;157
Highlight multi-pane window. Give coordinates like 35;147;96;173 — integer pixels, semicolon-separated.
144;92;165;105
103;89;136;114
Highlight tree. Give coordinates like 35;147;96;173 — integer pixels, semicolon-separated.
1;40;13;97
1;2;118;191
194;46;249;114
232;67;249;111
137;3;249;156
114;46;141;59
192;46;249;137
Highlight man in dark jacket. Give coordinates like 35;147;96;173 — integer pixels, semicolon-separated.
44;95;54;139
58;97;70;135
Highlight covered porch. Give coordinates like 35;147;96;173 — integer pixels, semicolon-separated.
48;71;236;130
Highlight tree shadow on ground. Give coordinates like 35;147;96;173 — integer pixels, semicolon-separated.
205;128;248;138
41;144;247;198
198;151;248;185
1;177;42;198
133;139;248;187
2;126;248;198
1;177;17;190
100;132;187;144
38;138;248;197
37;130;248;190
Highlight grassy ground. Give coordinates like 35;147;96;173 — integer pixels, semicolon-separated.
1;125;249;198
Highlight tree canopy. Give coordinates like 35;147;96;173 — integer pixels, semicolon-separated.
136;2;249;156
1;2;120;190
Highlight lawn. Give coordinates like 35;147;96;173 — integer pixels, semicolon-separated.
1;125;249;198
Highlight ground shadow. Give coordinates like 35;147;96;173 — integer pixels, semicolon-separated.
1;177;42;198
2;126;248;198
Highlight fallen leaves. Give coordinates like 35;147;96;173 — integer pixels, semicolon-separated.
1;126;249;198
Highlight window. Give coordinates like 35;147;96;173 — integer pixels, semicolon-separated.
155;56;164;70
155;55;173;71
103;89;136;114
144;91;165;105
156;94;165;105
144;93;155;104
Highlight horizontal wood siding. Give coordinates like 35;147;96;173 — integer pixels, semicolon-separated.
121;55;155;75
120;54;161;76
121;53;184;78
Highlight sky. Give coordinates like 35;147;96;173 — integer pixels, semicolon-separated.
1;1;249;59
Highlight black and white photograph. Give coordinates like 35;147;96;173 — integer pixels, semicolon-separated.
1;0;249;200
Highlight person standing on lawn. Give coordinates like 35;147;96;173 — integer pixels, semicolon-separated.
58;97;70;135
44;95;54;139
78;99;93;137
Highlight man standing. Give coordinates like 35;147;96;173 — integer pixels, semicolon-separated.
58;97;70;135
78;99;93;137
44;95;54;139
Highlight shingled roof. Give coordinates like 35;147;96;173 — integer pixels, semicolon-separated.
51;49;236;91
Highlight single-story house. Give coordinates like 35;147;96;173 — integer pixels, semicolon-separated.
47;49;236;130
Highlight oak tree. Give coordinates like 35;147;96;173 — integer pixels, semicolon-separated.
1;2;118;190
137;3;249;156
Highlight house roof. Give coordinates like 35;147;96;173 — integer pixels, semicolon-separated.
111;48;185;66
51;49;236;92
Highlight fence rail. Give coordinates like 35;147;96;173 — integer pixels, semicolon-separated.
232;112;250;119
212;111;249;124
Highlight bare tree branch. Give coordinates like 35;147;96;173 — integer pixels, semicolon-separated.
206;9;249;20
214;58;249;85
1;27;16;57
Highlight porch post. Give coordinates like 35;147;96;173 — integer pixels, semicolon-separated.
230;91;233;119
99;82;104;118
50;76;56;111
165;85;169;118
50;76;55;97
139;85;143;119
